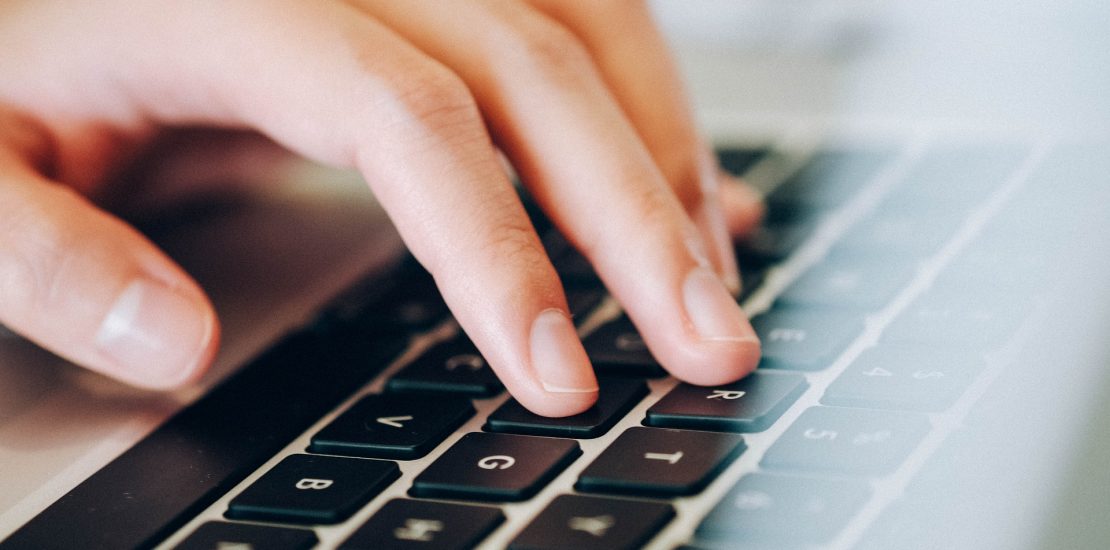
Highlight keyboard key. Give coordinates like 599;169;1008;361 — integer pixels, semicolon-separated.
879;144;1026;209
933;242;1052;299
410;432;580;502
566;287;605;324
542;232;601;286
822;347;985;411
387;336;502;397
739;262;771;301
509;494;674;550
696;473;871;544
485;378;648;438
310;393;474;460
882;290;1029;348
852;500;939;550
328;263;448;333
718;147;770;176
735;222;813;262
583;317;666;377
761;407;929;475
576;427;746;497
777;258;916;309
646;372;807;432
769;149;895;209
226;454;399;524
831;206;964;258
340;499;504;550
760;197;825;228
174;522;318;550
751;309;862;370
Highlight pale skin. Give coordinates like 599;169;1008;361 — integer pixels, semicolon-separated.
0;0;765;417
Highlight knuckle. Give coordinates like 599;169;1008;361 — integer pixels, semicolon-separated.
0;188;82;318
480;217;549;278
658;153;706;212
387;65;481;133
629;183;680;233
576;183;680;261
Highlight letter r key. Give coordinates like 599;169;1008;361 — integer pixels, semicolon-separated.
708;390;746;400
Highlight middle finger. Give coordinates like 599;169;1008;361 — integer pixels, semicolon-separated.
350;0;760;385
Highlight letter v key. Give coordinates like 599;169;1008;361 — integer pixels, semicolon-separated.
378;415;414;428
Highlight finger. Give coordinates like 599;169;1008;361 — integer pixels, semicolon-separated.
349;0;759;385
0;144;218;389
6;0;600;415
527;0;743;292
720;171;767;238
175;1;601;415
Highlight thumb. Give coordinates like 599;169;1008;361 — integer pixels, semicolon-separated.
0;153;219;389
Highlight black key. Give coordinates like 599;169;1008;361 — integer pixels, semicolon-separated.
370;264;449;331
718;147;769;177
583;317;666;377
576;427;745;497
387;336;502;397
777;258;917;309
174;522;318;550
553;248;601;286
768;149;895;209
542;232;601;286
0;324;405;550
645;371;807;432
760;198;826;228
761;406;929;475
327;263;448;333
696;473;871;544
340;499;504;550
509;495;674;550
739;263;770;302
226;454;399;524
310;393;474;460
751;309;862;370
566;287;606;324
486;378;648;438
410;432;580;502
735;222;813;262
822;347;985;411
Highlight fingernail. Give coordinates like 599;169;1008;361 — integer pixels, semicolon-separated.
682;266;758;342
96;279;214;387
699;199;743;296
530;308;598;394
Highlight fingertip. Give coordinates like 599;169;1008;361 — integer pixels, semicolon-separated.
634;265;762;388
519;307;599;417
95;278;220;390
668;338;761;387
719;173;766;238
518;389;599;418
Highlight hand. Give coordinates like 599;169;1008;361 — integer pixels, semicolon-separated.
0;0;763;417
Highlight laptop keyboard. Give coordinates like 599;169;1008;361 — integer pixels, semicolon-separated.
3;139;1059;550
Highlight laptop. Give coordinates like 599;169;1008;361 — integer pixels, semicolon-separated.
2;1;1108;548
